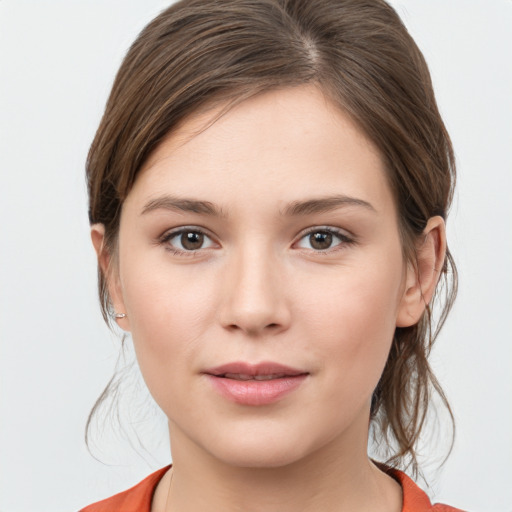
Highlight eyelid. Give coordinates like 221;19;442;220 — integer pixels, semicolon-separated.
158;225;219;254
156;224;355;255
293;226;355;251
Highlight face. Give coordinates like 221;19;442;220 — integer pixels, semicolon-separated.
103;86;417;468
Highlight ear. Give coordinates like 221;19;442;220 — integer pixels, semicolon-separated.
91;224;130;331
396;216;446;328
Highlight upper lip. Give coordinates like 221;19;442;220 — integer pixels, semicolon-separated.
203;361;308;378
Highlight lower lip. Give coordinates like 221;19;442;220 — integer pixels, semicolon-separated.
206;374;308;406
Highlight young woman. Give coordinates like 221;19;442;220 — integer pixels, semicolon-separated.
81;0;462;510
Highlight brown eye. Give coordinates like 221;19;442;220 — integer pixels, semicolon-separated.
309;231;333;250
296;228;351;252
181;231;204;250
164;228;215;252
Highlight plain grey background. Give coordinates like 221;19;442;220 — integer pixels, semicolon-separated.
1;1;511;511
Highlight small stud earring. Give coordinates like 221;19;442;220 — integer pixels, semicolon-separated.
114;313;127;319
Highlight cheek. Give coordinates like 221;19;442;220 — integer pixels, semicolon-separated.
118;257;217;377
295;252;404;393
300;257;402;331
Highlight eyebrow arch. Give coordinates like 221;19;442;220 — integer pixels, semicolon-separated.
141;195;226;217
281;195;376;216
141;194;375;218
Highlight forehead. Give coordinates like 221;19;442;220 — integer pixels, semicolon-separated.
126;85;394;218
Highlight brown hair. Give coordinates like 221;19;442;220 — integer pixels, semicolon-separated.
87;0;457;474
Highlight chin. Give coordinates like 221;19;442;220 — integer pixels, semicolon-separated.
212;444;308;469
198;424;322;469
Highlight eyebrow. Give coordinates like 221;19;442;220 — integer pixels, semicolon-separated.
141;196;226;216
281;195;376;216
141;194;375;217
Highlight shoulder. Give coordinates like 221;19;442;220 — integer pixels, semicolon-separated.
388;468;466;512
79;466;170;512
79;464;465;512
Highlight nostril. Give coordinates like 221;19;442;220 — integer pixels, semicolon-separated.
225;322;281;334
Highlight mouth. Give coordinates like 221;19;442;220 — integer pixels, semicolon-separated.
219;373;294;381
203;361;309;406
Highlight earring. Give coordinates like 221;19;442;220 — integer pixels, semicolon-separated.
114;313;127;319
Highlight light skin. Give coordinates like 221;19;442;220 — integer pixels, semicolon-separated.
92;85;446;512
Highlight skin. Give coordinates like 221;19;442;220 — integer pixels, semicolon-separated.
92;85;446;512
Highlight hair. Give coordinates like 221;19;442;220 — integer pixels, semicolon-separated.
86;0;457;475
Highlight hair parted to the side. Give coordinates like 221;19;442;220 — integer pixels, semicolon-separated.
86;0;457;475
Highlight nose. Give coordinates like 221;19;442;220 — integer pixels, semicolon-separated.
218;244;291;336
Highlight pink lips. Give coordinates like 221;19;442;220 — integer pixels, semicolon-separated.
203;362;308;406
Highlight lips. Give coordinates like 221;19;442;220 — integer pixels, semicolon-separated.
222;373;290;381
203;362;309;406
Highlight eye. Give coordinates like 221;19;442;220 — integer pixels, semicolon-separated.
295;228;352;251
162;228;216;252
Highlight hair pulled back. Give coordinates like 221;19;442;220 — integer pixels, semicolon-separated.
87;0;457;473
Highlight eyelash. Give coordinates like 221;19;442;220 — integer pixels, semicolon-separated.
158;227;215;257
294;227;355;254
158;226;355;256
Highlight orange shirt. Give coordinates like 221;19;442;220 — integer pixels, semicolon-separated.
80;466;464;512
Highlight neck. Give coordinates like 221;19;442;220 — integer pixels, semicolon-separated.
155;422;402;512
